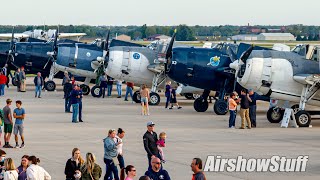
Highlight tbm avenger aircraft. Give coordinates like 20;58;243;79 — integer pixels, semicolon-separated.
0;28;87;89
230;44;320;127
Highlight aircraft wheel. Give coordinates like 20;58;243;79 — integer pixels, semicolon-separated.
132;91;141;103
267;107;284;123
149;92;160;106
213;99;228;115
193;97;209;112
44;81;56;91
184;93;194;100
91;85;102;98
11;77;17;86
193;94;201;99
80;84;90;95
295;110;311;127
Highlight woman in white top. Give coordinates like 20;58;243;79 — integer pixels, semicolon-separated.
4;158;18;180
26;156;51;180
114;128;126;180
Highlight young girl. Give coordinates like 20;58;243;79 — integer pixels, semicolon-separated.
4;158;18;180
156;132;166;163
169;86;182;109
140;85;150;115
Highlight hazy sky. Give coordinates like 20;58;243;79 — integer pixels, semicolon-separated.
1;0;319;26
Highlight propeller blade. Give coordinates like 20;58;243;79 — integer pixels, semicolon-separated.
104;30;110;51
53;26;59;52
240;45;254;63
10;26;15;51
226;46;236;62
165;29;177;73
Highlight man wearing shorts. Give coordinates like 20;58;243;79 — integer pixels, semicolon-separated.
3;99;13;148
13;100;26;148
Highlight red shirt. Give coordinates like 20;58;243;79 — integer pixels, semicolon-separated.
0;75;7;85
126;82;134;88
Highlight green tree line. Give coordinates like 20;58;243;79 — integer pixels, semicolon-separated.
1;24;320;41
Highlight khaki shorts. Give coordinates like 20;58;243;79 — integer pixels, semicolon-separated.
14;124;24;135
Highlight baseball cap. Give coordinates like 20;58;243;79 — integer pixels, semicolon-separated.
147;121;155;126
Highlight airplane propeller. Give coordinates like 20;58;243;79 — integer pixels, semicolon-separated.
164;29;177;74
226;46;237;62
44;26;59;69
5;26;19;69
92;30;110;73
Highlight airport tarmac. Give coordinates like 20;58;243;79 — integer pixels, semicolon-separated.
2;78;320;180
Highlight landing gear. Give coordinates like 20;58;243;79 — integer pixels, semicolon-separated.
213;99;228;115
267;107;284;123
11;77;17;86
295;110;311;127
133;91;141;103
91;85;102;97
149;92;160;105
80;84;90;95
193;97;209;112
44;81;56;91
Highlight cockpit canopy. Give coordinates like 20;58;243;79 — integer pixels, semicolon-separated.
292;44;319;61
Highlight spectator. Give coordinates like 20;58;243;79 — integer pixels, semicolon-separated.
17;155;29;180
124;82;134;102
26;156;51;180
65;148;84;180
63;71;72;113
14;68;21;92
145;157;170;180
77;85;84;122
104;129;121;180
139;176;150;180
34;72;44;98
122;165;136;180
0;150;6;180
70;86;80;123
19;67;26;92
0;72;7;96
140;85;150;116
191;158;206;180
228;93;238;129
3;158;18;180
169;86;182;109
143;121;160;169
239;89;251;129
116;80;123;98
13;100;26;148
3;99;13;148
156;132;166;163
2;64;11;88
115;128;125;180
107;76;114;97
165;81;172;109
71;76;76;88
99;73;107;98
80;152;102;180
248;89;257;128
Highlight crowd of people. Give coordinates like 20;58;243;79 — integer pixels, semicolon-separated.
0;150;51;180
228;89;257;129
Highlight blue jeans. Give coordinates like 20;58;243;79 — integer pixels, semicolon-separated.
0;84;5;96
72;103;79;122
124;87;133;100
104;158;119;180
165;94;171;108
35;85;41;97
65;98;71;112
229;110;236;128
117;84;122;96
78;101;82;121
249;105;257;127
107;85;113;96
117;154;125;169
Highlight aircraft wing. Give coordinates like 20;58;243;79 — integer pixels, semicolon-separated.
58;33;87;38
0;33;30;40
293;74;320;85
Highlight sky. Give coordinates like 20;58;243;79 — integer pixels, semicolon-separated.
1;0;320;26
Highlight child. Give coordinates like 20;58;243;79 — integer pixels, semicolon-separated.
157;132;166;163
228;92;238;129
169;86;182;109
140;85;150;115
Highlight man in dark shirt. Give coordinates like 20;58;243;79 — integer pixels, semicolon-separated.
70;86;80;123
240;89;252;129
248;89;257;128
145;157;171;180
77;85;83;122
143;121;160;169
191;158;206;180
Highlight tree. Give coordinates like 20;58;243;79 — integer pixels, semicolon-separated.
140;24;147;38
176;25;196;41
145;26;157;37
